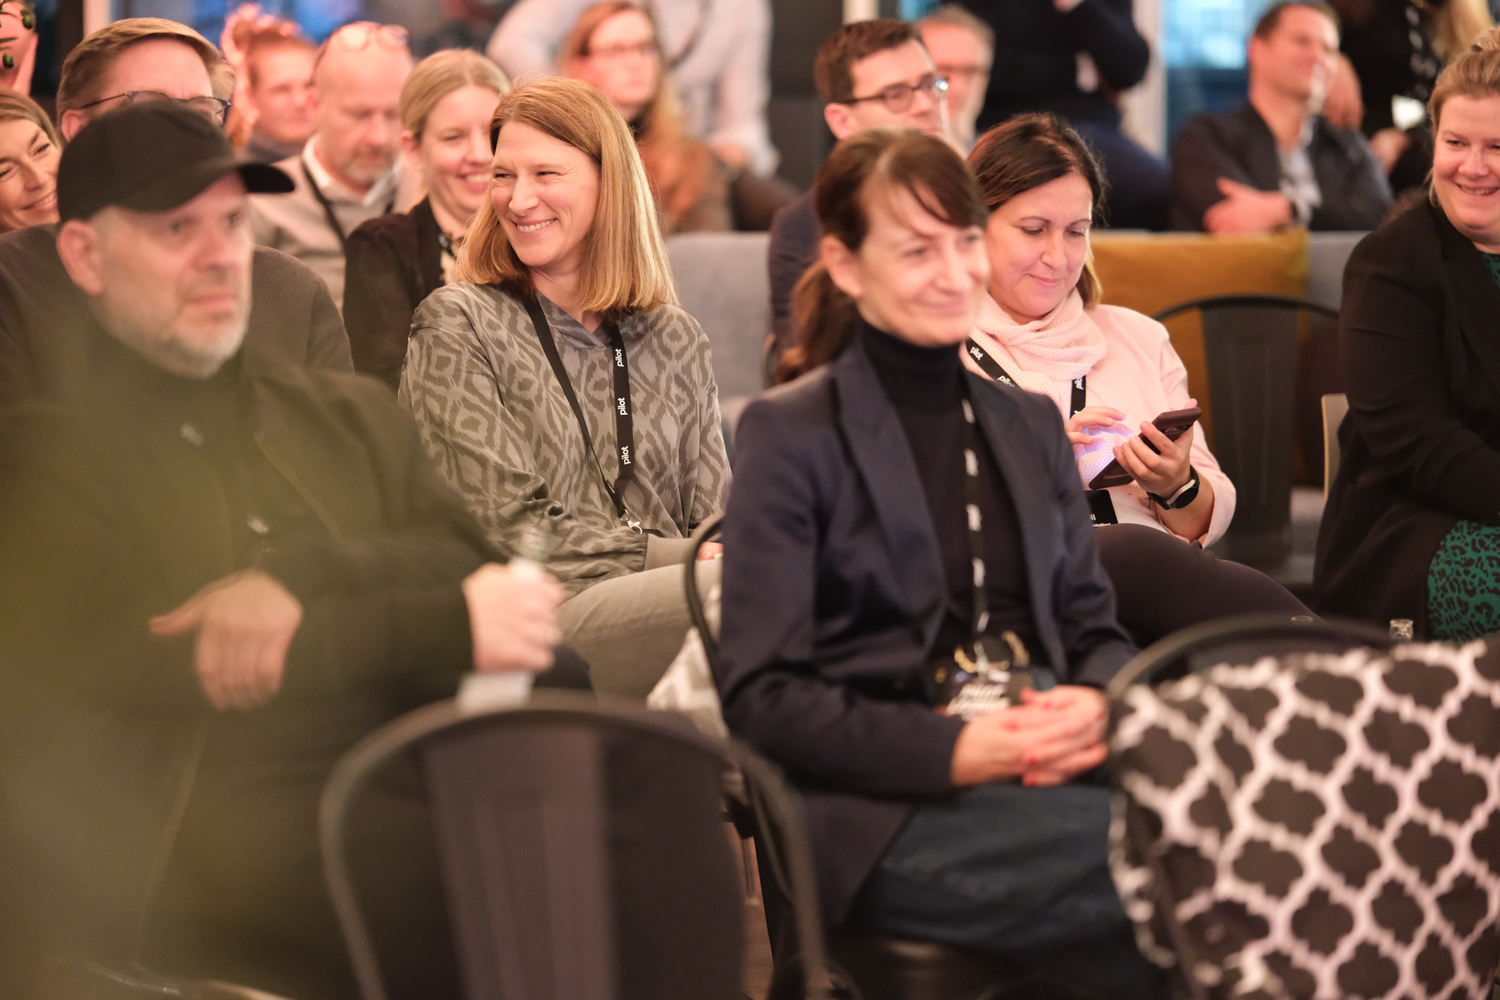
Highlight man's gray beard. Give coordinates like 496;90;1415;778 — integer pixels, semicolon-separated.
103;314;249;379
341;151;398;188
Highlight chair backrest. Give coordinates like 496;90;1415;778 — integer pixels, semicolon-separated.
1107;612;1392;697
666;233;771;405
1108;625;1500;1000
320;692;828;1000
1153;295;1339;571
1322;392;1349;499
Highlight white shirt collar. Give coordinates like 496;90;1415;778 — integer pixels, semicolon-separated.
301;136;400;209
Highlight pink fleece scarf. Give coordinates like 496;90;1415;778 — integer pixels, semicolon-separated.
965;291;1157;485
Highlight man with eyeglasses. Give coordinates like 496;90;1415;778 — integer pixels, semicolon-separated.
249;22;413;312
920;5;994;153
766;18;951;367
0;17;351;408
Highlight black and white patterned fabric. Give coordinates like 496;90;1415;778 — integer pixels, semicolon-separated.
1110;641;1500;1000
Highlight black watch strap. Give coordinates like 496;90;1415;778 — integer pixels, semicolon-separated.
1148;466;1200;510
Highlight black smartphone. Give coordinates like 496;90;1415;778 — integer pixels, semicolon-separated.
1086;406;1202;490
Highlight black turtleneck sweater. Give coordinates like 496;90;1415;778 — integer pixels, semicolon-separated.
860;321;1041;666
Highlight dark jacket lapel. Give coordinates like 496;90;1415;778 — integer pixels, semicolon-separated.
965;373;1066;668
831;341;947;643
1238;104;1284;192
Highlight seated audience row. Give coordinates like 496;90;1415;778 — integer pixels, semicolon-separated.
10;4;1492;998
777;110;1310;647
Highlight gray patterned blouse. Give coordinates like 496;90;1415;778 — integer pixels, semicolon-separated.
399;282;730;596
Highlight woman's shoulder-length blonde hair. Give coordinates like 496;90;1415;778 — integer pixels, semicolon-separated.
459;75;676;315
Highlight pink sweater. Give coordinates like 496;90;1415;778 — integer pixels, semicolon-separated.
964;303;1236;546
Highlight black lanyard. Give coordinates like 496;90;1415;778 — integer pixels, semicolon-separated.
301;157;396;252
966;338;1086;418
523;295;643;533
662;0;712;70
959;396;989;647
955;395;1032;671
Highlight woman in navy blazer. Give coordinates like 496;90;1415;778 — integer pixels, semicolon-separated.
717;130;1165;998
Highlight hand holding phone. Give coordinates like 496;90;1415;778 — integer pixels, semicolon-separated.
1087;406;1201;491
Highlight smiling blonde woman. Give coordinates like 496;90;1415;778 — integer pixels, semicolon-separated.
399;76;729;698
1319;26;1500;641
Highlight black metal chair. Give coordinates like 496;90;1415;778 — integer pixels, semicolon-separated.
1105;612;1392;698
320;688;829;1000
684;518;1020;1000
1152;295;1339;582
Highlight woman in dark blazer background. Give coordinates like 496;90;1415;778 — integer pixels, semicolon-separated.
344;49;506;388
716;128;1165;998
1317;28;1500;640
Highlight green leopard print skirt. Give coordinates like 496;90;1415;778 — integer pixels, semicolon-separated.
1427;519;1500;642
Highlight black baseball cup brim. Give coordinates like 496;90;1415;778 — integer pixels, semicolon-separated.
110;156;295;215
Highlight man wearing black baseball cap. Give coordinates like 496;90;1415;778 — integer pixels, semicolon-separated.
54;101;295;377
0;102;573;1000
0;16;352;408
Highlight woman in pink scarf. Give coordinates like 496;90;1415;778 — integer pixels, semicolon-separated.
964;113;1309;643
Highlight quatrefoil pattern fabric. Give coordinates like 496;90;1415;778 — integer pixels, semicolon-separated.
1110;642;1500;1000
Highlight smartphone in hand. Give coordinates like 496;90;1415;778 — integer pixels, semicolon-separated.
1086;406;1202;490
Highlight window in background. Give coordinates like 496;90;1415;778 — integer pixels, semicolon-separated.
112;0;359;45
1164;0;1268;141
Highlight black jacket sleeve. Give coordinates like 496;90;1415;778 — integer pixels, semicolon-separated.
345;219;423;390
718;400;967;797
1340;218;1500;521
1168;112;1263;231
247;246;354;374
1308;127;1392;231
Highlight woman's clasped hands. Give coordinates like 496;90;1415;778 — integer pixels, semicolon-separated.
949;685;1109;788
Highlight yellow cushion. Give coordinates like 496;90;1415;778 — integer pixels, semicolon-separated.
1090;229;1309;447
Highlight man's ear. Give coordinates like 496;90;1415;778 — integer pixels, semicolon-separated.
56;219;104;296
820;233;863;301
824;102;855;141
1246;36;1266;77
59;109;86;142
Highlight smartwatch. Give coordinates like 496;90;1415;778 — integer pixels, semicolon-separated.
1148;466;1200;510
